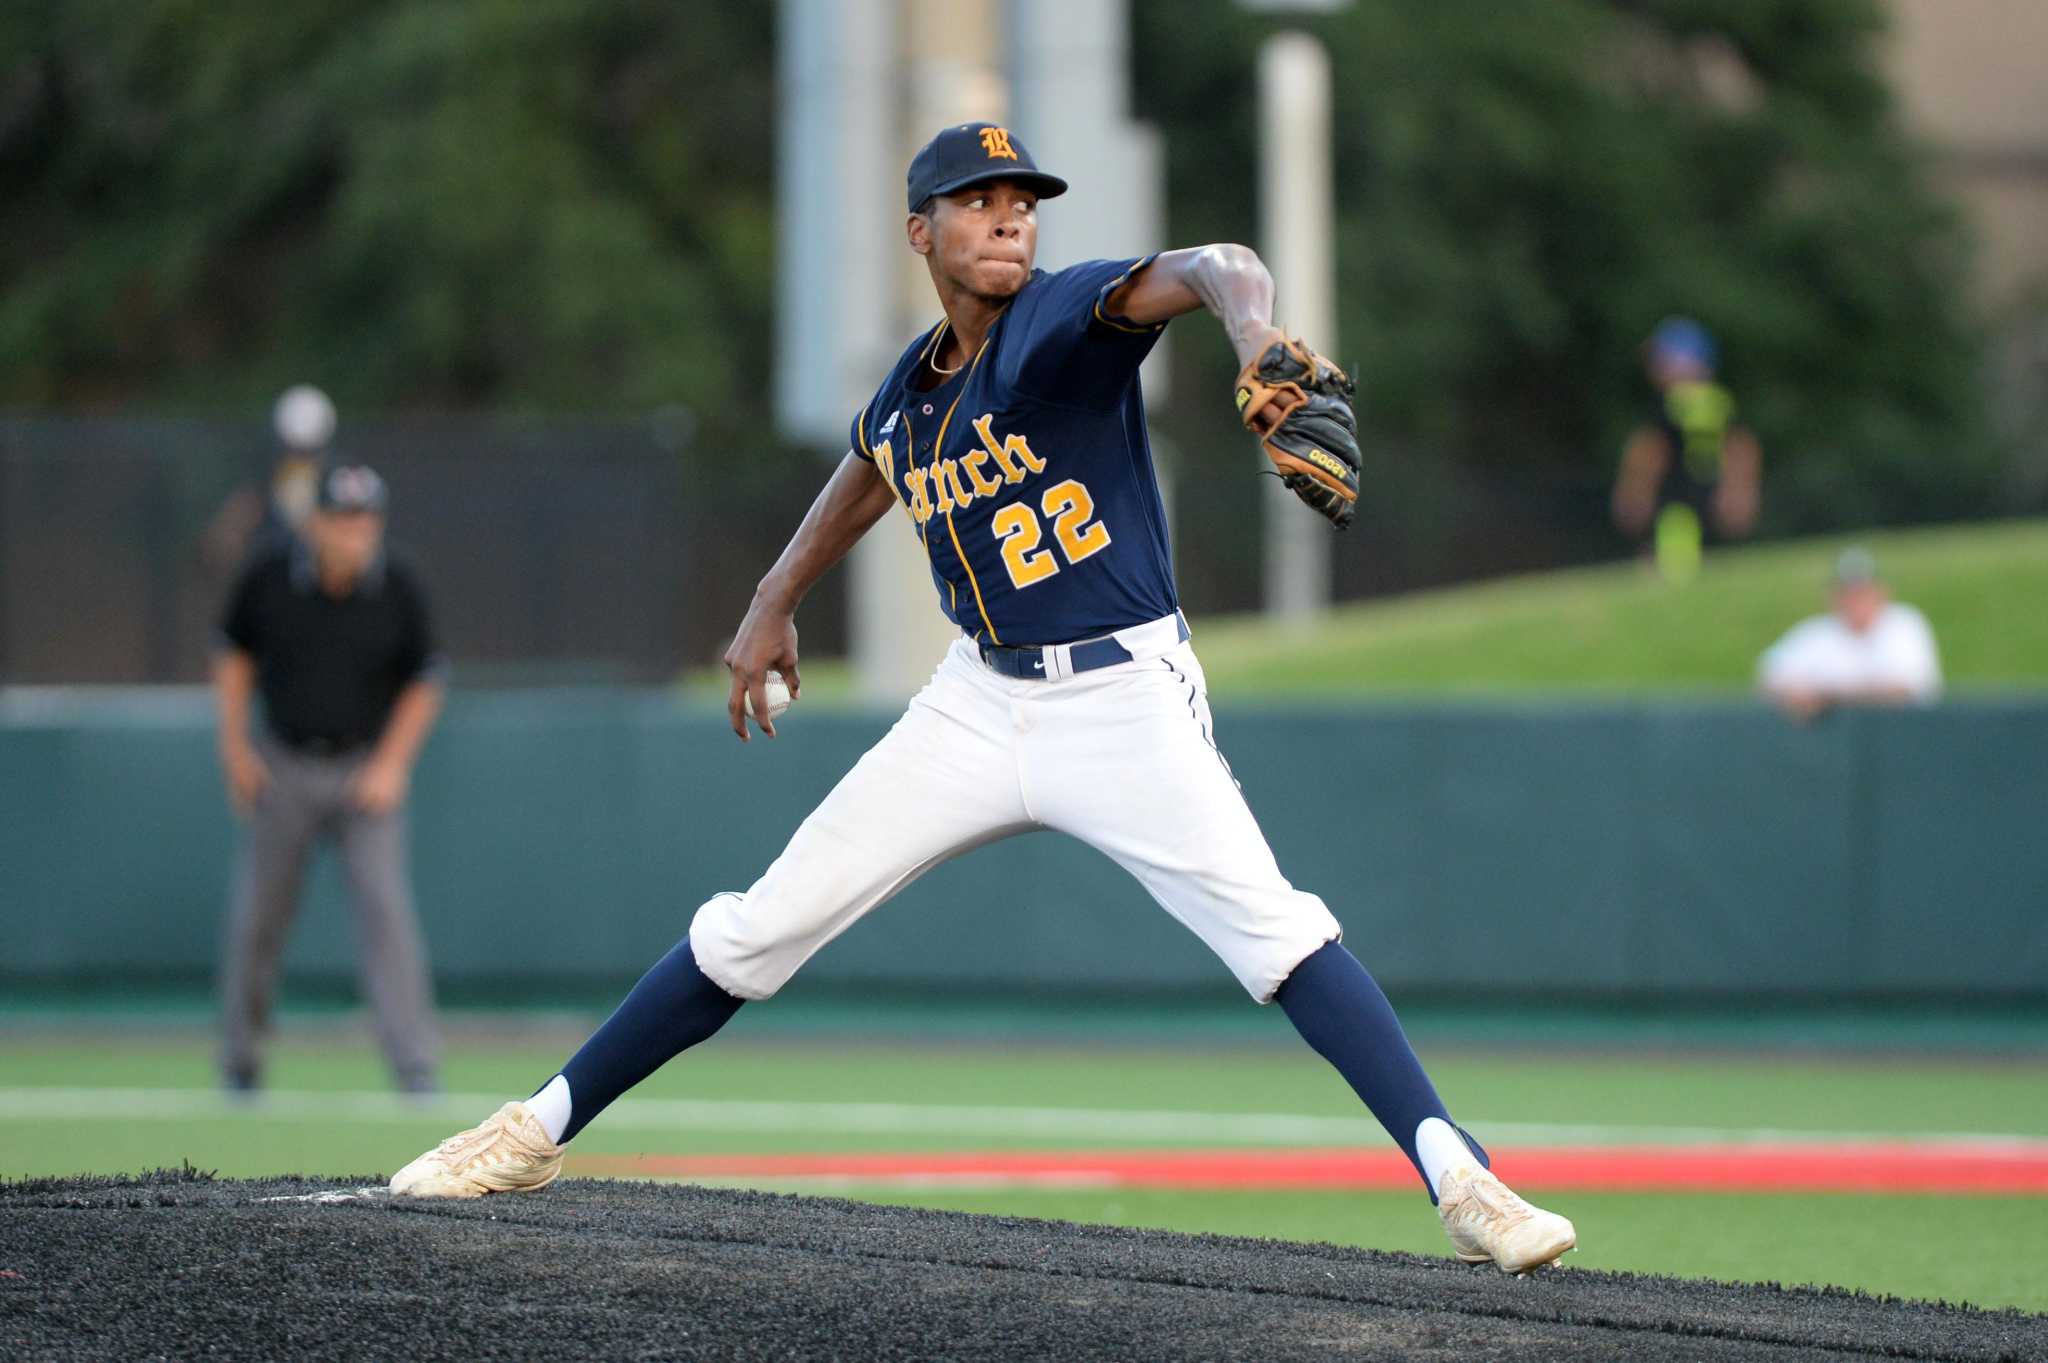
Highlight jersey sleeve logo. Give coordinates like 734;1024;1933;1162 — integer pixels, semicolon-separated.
978;126;1018;160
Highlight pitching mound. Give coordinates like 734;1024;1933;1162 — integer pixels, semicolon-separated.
3;1171;2041;1362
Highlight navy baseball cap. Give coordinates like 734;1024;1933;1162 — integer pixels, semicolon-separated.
907;123;1068;212
317;463;388;514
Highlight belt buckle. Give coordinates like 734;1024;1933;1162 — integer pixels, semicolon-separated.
982;641;1049;679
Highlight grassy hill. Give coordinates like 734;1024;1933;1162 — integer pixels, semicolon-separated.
686;520;2048;701
1190;520;2048;696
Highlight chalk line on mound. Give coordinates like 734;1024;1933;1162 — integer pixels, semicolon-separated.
254;1187;388;1204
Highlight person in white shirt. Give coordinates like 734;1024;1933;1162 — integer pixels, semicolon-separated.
1758;548;1942;721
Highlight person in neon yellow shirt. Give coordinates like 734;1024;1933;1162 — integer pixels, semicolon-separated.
1611;317;1762;583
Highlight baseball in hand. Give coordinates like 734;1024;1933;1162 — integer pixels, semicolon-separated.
744;670;793;723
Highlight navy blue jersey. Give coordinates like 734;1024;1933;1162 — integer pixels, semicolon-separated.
850;257;1177;645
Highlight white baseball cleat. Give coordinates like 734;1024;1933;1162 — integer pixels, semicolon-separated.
1436;1164;1576;1274
388;1101;564;1199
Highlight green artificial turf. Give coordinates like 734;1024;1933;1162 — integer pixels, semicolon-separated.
6;1039;2045;1141
858;1187;2048;1315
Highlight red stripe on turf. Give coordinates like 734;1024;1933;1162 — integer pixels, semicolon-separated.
572;1144;2048;1194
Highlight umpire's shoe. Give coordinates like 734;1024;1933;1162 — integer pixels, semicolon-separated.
1437;1165;1576;1274
389;1101;564;1199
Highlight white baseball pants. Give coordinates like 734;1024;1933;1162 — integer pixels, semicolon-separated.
689;629;1341;1003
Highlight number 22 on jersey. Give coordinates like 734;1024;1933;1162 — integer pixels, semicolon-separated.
991;479;1112;589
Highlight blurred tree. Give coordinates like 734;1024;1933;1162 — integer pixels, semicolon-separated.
0;0;773;416
0;0;1996;532
1132;0;1996;530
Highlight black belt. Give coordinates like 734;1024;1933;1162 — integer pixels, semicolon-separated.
978;613;1190;681
276;733;372;757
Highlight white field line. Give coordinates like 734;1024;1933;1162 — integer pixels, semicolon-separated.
4;1086;2047;1152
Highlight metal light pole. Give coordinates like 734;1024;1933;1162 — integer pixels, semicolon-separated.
1257;29;1338;626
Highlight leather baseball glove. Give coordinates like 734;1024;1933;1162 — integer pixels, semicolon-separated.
1234;337;1360;529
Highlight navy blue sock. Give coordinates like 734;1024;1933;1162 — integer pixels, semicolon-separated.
548;938;743;1143
1276;940;1486;1200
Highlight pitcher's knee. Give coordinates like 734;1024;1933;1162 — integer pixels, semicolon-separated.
687;891;806;1002
1223;894;1343;1005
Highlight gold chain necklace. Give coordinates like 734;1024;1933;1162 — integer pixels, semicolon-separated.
926;319;966;376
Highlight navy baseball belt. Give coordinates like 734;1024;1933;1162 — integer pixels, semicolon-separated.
978;611;1190;681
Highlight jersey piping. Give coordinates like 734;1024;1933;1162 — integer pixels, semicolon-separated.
934;335;1000;642
894;408;956;618
1091;257;1167;336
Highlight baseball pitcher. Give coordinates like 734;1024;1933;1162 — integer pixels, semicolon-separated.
392;124;1575;1275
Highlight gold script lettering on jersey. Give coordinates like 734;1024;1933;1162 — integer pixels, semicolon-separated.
873;415;1049;528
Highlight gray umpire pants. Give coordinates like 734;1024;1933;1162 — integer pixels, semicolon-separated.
218;740;440;1090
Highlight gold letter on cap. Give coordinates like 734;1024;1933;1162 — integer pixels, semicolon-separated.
979;126;1018;160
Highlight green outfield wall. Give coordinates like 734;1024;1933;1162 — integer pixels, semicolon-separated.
3;690;2043;1000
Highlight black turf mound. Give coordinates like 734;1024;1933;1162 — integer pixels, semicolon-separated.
4;1171;2043;1362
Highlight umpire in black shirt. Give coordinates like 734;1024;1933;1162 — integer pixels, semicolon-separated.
213;463;444;1093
